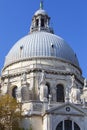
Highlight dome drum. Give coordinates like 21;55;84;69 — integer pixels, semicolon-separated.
2;57;82;81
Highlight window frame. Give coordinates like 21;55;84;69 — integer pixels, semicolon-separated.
56;120;80;130
56;84;65;102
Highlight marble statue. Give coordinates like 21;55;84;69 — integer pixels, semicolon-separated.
70;75;80;103
70;87;80;103
39;84;48;101
39;70;48;101
71;75;75;87
22;72;27;82
40;70;46;84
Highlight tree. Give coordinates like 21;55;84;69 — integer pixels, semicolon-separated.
0;94;22;130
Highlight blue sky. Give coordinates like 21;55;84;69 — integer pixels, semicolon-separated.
0;0;87;77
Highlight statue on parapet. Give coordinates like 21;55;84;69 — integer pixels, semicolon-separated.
70;75;80;103
39;70;48;102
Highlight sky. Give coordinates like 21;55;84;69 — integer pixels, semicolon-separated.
0;0;87;77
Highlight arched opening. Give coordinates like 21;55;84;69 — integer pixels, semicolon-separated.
74;122;80;130
56;120;80;130
56;121;63;130
12;86;17;99
46;82;50;99
56;84;64;102
41;18;44;27
36;19;39;27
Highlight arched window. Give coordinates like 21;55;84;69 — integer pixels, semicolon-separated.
41;18;44;27
74;122;80;130
36;19;39;27
56;84;64;102
56;120;80;130
12;86;17;99
64;120;72;130
46;83;50;99
56;121;63;130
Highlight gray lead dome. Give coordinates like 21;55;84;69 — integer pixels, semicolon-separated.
4;3;79;68
4;32;79;67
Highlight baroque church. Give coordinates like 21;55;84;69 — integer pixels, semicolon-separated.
0;1;87;130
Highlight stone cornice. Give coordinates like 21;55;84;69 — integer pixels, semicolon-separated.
2;57;82;73
1;67;84;85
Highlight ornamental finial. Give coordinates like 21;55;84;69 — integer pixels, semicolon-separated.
40;1;43;9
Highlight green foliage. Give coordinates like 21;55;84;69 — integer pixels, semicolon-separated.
0;94;33;130
0;94;21;129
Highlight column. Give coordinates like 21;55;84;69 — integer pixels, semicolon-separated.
72;121;74;130
39;17;41;31
63;120;64;130
48;114;52;130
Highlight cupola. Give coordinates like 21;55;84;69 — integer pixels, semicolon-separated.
30;1;54;33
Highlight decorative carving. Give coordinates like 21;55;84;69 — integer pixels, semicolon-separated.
40;70;46;84
39;84;48;101
48;94;52;104
21;85;30;101
70;87;80;103
65;85;70;102
65;76;72;102
21;72;27;85
33;103;42;111
66;107;70;112
71;75;75;87
70;75;81;103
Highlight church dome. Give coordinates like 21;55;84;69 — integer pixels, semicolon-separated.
4;1;79;68
4;31;79;67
